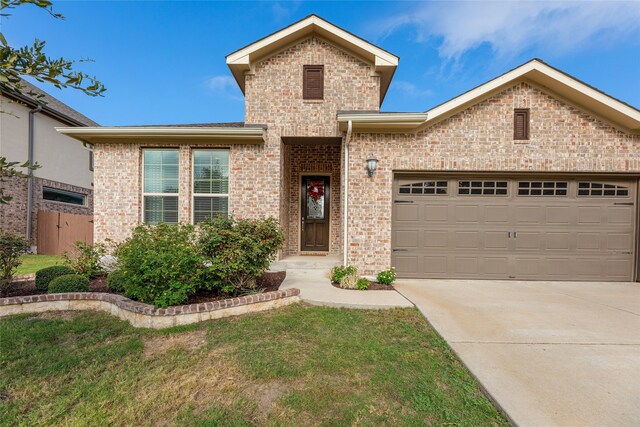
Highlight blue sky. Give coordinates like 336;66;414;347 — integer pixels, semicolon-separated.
4;1;640;126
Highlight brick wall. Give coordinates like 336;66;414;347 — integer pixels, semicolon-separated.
0;176;28;237
286;144;342;255
346;82;640;274
245;36;378;256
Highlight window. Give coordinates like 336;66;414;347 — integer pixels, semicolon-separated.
514;109;530;140
89;150;94;172
303;65;324;100
577;182;629;197
193;150;229;223
518;181;568;196
399;181;448;195
143;149;179;224
458;181;508;196
43;187;85;206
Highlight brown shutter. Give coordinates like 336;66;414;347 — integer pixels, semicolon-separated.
303;65;324;100
514;109;530;140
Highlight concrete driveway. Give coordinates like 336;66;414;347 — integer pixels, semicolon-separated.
394;280;640;427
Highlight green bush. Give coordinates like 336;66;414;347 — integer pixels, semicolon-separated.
338;268;359;289
0;231;30;296
106;270;126;293
62;241;107;278
330;265;357;284
35;265;75;291
114;223;203;308
356;278;371;291
48;274;90;293
198;216;284;296
376;268;397;286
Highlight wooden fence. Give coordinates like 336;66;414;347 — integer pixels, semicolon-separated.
37;210;93;255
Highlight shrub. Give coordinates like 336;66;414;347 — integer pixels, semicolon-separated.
63;241;107;278
0;231;29;296
115;223;203;308
198;216;284;295
35;265;75;291
48;274;90;293
356;278;371;291
338;268;359;289
376;268;397;286
106;270;126;293
330;265;357;284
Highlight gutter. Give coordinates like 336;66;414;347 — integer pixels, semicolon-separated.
343;120;352;266
26;105;42;248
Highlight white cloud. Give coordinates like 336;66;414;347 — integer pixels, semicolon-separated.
205;75;242;101
372;1;640;60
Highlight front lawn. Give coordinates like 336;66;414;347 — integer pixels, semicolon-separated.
0;305;507;426
15;254;62;275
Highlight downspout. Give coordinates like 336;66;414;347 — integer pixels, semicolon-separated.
343;120;352;266
26;105;42;249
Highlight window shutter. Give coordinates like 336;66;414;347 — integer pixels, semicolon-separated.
514;109;530;140
303;65;324;100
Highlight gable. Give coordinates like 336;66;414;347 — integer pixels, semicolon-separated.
226;15;398;105
427;82;637;145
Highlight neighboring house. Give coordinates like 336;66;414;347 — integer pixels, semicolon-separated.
0;79;96;251
59;15;640;282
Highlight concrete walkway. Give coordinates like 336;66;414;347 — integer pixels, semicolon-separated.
395;279;640;427
273;256;413;309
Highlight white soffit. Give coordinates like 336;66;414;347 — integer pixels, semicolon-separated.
55;127;266;144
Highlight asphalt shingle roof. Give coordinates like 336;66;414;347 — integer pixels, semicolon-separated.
2;79;99;127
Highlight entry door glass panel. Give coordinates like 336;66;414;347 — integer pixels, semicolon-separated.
307;180;325;219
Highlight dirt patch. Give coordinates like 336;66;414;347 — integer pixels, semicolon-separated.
330;281;396;291
143;329;207;358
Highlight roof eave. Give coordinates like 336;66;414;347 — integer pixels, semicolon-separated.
55;126;266;144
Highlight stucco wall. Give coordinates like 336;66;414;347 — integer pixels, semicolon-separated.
346;82;640;274
0;95;93;189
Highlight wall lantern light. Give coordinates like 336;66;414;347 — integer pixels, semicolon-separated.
366;153;379;177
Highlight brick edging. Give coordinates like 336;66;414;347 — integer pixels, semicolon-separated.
0;289;301;328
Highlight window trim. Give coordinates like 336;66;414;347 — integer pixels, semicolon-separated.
191;148;230;224
303;65;324;100
517;181;568;197
42;186;86;206
141;148;180;224
458;180;509;196
514;109;530;140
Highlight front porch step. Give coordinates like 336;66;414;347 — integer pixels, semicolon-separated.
270;255;341;271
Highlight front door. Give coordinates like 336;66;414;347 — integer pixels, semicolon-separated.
301;176;330;251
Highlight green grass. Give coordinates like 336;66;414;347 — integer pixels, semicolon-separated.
15;255;62;275
0;305;507;426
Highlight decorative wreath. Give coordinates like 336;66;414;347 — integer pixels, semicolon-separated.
307;180;324;201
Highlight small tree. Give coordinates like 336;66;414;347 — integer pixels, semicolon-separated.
62;241;106;278
0;231;29;296
1;0;105;203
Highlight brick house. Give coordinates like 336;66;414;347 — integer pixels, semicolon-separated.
60;15;640;282
1;79;95;252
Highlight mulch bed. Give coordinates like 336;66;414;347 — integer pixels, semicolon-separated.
5;271;287;304
330;281;395;291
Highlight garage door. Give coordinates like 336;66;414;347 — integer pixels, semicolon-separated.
392;176;637;281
